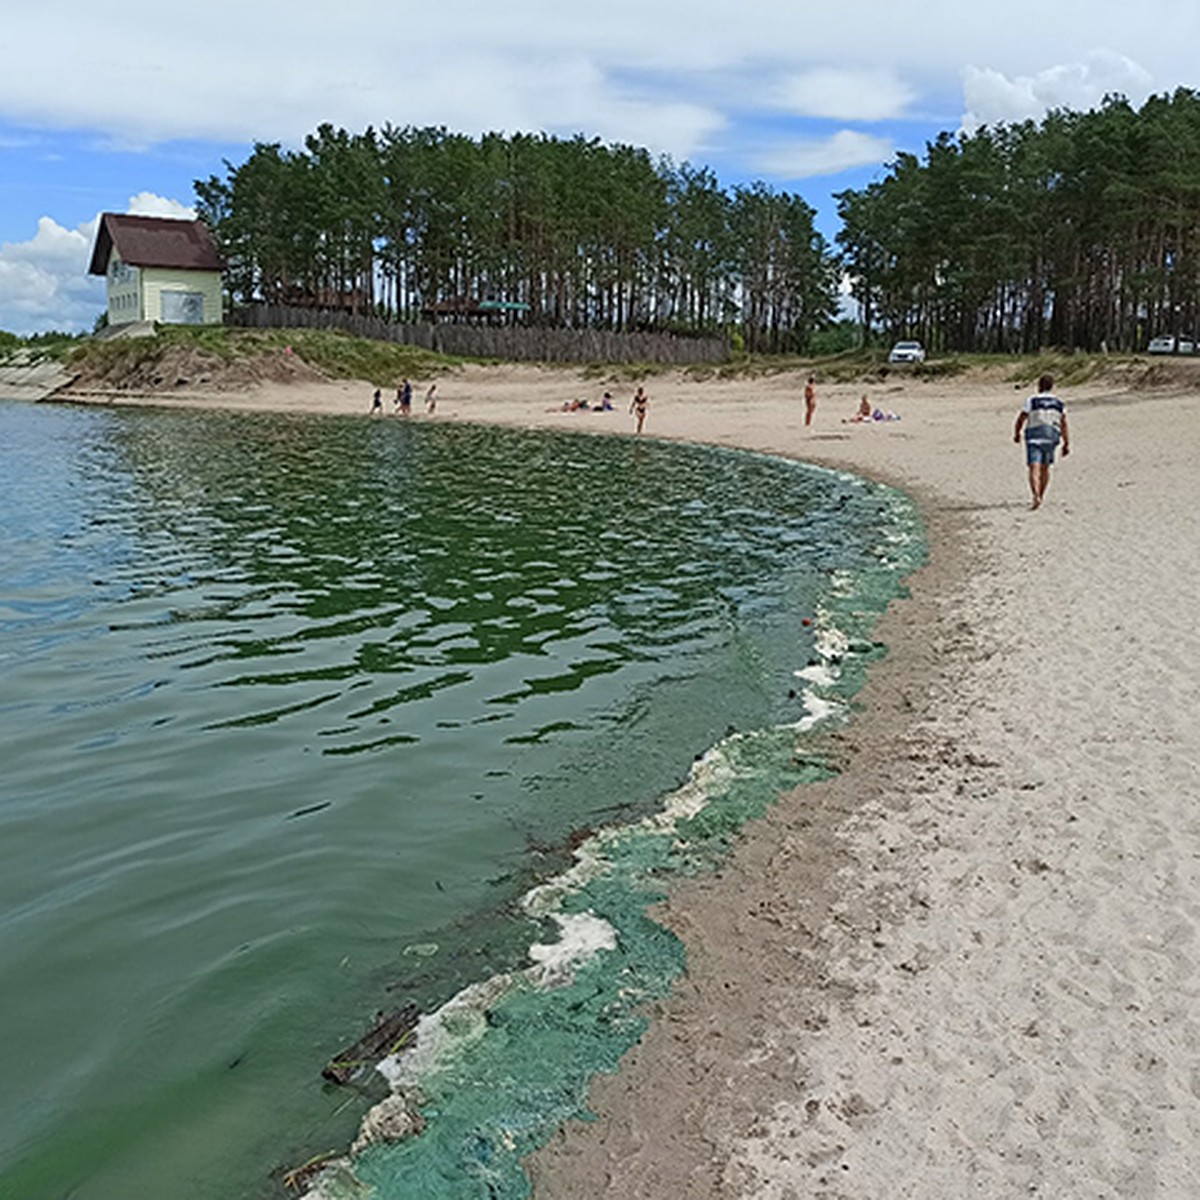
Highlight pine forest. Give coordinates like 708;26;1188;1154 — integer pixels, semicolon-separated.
196;89;1200;356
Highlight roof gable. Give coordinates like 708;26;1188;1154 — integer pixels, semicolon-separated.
89;213;224;276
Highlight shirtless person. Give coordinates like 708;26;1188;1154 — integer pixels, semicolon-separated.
841;395;872;423
804;375;817;426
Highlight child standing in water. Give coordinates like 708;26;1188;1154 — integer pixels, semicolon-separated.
630;386;648;434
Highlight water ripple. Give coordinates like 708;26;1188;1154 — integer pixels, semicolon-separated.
0;401;916;1200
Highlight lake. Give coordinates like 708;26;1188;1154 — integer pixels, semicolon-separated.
0;399;923;1198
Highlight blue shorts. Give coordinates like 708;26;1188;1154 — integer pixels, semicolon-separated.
1025;439;1057;466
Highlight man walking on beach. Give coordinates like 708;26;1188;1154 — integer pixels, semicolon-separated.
804;375;817;426
1014;373;1069;509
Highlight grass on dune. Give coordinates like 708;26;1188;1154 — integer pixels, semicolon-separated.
64;325;460;383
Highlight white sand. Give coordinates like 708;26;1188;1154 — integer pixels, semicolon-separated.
74;364;1200;1196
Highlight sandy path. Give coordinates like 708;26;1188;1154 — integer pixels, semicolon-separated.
71;366;1200;1197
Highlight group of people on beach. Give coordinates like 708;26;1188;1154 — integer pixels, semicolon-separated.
802;369;1070;509
550;390;616;414
374;364;1068;511
802;379;900;426
371;380;437;417
548;386;650;433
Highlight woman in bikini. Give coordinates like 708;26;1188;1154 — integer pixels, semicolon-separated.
630;386;649;434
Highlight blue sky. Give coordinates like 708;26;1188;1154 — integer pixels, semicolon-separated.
2;0;1197;334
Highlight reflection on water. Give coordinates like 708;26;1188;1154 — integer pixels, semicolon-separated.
0;401;913;1199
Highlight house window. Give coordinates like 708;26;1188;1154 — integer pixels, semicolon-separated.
161;291;205;324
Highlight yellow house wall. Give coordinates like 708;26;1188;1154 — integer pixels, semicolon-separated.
141;267;223;325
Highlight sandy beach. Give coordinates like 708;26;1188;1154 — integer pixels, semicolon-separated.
66;364;1200;1196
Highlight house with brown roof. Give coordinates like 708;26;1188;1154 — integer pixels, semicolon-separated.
88;213;224;328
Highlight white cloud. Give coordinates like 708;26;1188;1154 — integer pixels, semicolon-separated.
961;50;1155;132
0;193;193;335
0;2;1195;160
756;130;895;179
361;50;727;158
0;8;732;166
126;192;196;219
774;68;915;122
0;215;100;335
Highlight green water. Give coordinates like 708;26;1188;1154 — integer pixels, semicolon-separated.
0;400;923;1199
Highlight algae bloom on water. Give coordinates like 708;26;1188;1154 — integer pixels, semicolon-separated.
0;400;922;1200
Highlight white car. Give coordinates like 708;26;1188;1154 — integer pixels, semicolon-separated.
888;340;926;364
1147;335;1195;354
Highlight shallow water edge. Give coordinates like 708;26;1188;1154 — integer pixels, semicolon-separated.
299;456;926;1200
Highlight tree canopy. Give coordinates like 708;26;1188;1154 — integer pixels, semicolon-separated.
196;91;1200;357
196;125;838;354
836;89;1200;353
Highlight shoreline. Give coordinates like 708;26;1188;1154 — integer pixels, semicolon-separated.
526;487;977;1197
40;367;1200;1196
511;375;1200;1197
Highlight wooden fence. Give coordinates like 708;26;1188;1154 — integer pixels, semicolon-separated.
228;305;729;365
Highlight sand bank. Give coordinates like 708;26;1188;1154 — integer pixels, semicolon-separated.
71;365;1200;1196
